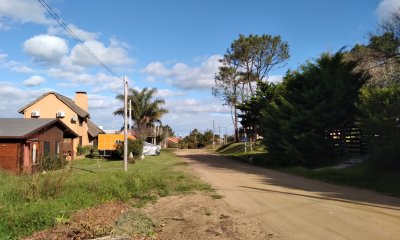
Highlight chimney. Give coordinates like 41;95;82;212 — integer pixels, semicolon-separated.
75;91;88;112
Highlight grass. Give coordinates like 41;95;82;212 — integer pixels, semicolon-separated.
281;163;400;197
216;142;400;197
216;142;269;165
0;149;210;239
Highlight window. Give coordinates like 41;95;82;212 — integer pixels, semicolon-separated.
43;141;51;155
32;143;37;165
55;140;60;155
79;136;83;147
79;117;83;126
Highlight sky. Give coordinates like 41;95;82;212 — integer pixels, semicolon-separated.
0;0;399;137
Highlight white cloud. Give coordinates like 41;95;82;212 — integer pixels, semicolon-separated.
268;75;283;83
0;0;51;29
23;75;46;86
142;62;169;76
156;89;184;97
142;55;222;90
0;53;7;62
68;39;134;67
0;82;51;117
47;24;99;41
23;34;69;64
47;68;123;92
377;0;400;18
11;65;35;74
166;98;230;114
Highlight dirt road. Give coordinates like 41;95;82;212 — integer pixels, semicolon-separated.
175;149;400;240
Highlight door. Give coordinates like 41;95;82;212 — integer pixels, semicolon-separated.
0;143;18;173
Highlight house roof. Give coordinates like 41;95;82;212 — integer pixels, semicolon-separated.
18;91;89;118
87;119;105;137
0;118;78;139
167;137;181;144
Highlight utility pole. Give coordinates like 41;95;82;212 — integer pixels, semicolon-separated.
212;120;215;149
123;76;128;172
219;125;221;146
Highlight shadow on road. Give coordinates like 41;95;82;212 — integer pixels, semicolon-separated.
176;150;400;210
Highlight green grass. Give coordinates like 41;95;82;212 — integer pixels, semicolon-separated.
281;163;400;197
216;142;400;197
216;142;269;165
0;149;210;239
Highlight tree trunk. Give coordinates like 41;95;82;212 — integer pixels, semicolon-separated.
233;104;239;142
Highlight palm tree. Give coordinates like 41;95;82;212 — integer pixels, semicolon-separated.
114;87;168;140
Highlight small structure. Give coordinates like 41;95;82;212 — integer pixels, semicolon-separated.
18;91;104;157
0;118;78;174
97;132;136;157
161;137;181;148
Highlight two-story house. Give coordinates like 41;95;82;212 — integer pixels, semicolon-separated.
18;91;104;157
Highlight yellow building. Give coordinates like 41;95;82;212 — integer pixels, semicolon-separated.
98;133;136;157
18;91;104;157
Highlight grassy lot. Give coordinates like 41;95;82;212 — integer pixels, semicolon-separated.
216;142;400;197
0;149;210;239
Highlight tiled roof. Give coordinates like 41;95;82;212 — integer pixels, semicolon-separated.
0;118;78;139
18;92;89;118
87;119;105;137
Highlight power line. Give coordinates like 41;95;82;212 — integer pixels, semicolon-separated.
36;0;122;79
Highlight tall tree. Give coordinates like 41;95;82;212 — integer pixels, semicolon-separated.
357;85;400;171
348;8;400;87
237;81;278;138
261;52;368;166
114;87;168;140
213;34;289;141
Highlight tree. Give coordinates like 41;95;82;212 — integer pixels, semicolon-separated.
261;52;368;166
213;34;289;141
237;81;278;138
357;85;400;171
348;8;400;87
114;88;168;140
184;129;202;149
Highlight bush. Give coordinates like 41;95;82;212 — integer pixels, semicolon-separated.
40;155;67;171
85;148;101;159
77;145;92;156
358;85;400;172
115;139;144;162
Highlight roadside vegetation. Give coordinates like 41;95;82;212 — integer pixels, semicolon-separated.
0;150;210;239
212;9;400;197
216;142;400;197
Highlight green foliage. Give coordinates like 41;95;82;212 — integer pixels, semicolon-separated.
116;139;144;161
76;145;92;156
40;155;68;171
85;148;101;159
114;88;168;140
0;150;210;239
238;82;278;135
261;52;367;167
282;162;400;197
213;34;290;141
357;85;400;171
182;129;217;149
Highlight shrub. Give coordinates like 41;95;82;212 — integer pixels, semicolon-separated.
115;139;144;162
77;145;92;156
40;154;67;171
85;148;101;159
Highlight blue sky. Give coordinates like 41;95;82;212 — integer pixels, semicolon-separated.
0;0;399;136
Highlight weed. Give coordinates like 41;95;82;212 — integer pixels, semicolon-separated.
0;150;208;239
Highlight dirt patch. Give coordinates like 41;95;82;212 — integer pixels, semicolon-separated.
143;192;278;240
24;193;278;240
24;202;130;240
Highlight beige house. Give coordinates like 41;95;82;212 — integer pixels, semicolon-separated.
18;91;104;157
